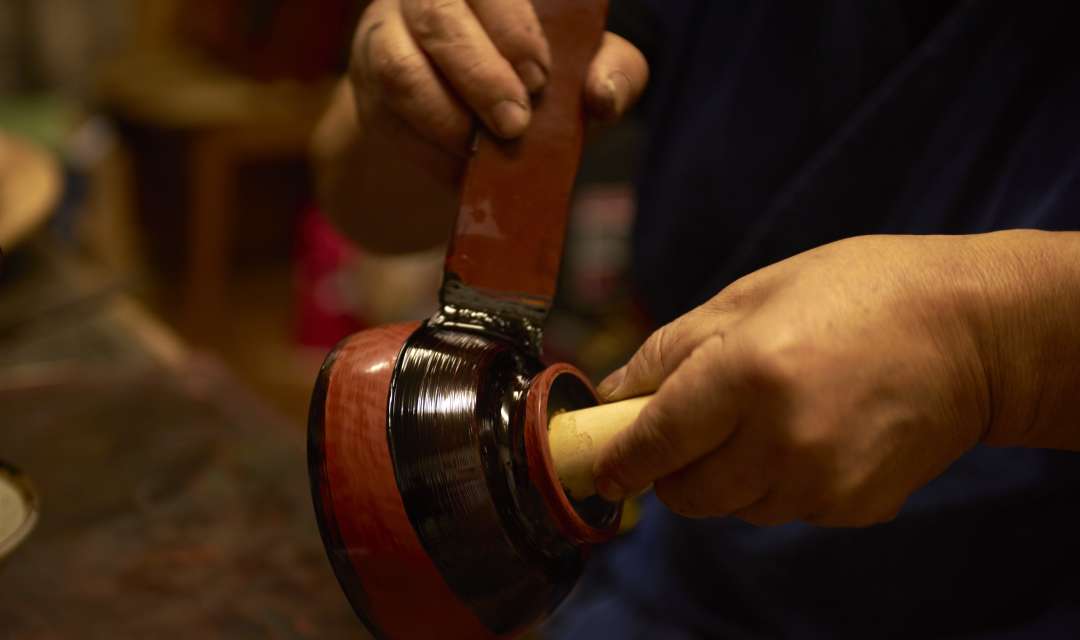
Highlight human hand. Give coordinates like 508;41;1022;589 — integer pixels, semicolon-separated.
593;235;1001;527
322;0;647;252
353;0;648;155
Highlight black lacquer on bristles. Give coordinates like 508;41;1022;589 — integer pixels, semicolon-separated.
387;325;583;635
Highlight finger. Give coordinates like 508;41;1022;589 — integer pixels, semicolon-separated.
468;0;551;93
584;32;649;121
594;333;741;501
730;491;801;528
402;0;531;139
352;3;473;154
655;406;829;525
652;429;769;518
802;469;911;528
803;492;905;529
598;302;731;401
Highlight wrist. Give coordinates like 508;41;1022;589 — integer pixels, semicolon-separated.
962;230;1080;449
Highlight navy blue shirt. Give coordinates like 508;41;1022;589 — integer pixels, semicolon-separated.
549;2;1080;638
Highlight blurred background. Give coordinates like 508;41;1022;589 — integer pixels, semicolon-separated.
0;0;647;636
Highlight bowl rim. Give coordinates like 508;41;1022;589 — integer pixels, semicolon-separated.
524;364;622;545
0;460;39;561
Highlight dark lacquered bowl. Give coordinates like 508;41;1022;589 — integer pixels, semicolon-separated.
307;1;612;635
308;322;621;639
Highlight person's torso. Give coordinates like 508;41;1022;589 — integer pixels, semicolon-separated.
600;1;1080;637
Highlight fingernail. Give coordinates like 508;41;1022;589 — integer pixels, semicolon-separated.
491;99;530;138
515;60;547;93
597;366;626;399
606;71;631;116
595;476;626;502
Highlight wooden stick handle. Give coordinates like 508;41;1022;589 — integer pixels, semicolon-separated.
548;395;653;500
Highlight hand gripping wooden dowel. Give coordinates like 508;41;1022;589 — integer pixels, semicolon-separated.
548;395;653;500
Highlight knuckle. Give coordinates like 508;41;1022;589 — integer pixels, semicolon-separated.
626;326;668;380
370;51;426;98
646;325;671;369
355;0;386;30
713;274;760;310
600;409;677;490
694;331;728;362
654;479;696;517
652;472;721;515
775;423;834;470
659;323;718;376
728;463;769;499
456;57;508;93
636;405;682;461
350;15;382;79
739;331;805;392
654;470;729;519
406;0;459;43
733;489;796;527
596;436;639;489
720;473;770;517
488;21;545;60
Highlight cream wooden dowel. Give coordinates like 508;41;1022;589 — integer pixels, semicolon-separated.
548;395;653;500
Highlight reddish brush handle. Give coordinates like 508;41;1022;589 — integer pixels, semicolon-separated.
439;0;609;351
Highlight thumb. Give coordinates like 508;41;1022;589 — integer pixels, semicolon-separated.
594;333;740;502
584;32;649;121
597;305;724;401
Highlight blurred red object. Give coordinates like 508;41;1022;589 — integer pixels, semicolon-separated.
294;207;364;349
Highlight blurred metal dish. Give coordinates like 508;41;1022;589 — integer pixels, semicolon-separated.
0;461;38;562
0;131;60;251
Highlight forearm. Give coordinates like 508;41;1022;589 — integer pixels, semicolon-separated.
971;229;1080;450
310;81;459;254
